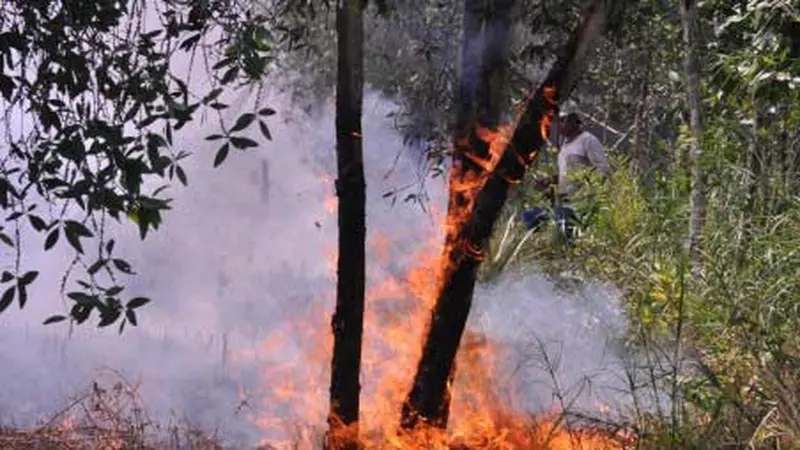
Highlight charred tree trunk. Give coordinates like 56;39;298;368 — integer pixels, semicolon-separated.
432;0;514;428
400;0;624;430
326;1;365;449
679;0;705;276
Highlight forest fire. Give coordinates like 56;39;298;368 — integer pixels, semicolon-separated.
235;158;631;449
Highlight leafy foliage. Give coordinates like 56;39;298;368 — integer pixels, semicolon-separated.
0;0;280;330
476;0;800;446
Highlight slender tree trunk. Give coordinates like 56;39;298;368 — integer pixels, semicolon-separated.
426;0;514;429
326;1;365;448
400;0;624;430
679;0;705;276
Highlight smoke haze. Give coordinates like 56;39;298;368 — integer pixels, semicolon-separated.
0;87;629;447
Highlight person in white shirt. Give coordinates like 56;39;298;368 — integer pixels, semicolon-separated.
521;112;609;237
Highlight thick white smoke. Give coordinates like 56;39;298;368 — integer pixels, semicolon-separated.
0;86;629;447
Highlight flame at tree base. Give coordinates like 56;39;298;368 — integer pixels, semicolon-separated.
234;168;632;450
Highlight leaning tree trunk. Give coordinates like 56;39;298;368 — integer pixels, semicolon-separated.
679;0;705;276
400;0;625;430
408;0;514;429
326;1;365;449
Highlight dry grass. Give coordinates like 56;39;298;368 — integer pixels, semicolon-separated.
0;369;224;450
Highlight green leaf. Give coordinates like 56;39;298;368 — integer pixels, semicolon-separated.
176;165;187;186
202;88;224;104
98;308;120;327
165;122;173;145
230;137;258;149
213;143;230;167
259;120;272;141
112;259;134;274
0;232;13;248
220;67;238;84
19;271;38;286
125;308;138;326
0;74;14;101
0;286;14;313
65;225;84;254
258;107;276;116
67;292;97;305
106;285;124;296
230;113;256;133
126;297;151;309
17;284;27;308
28;214;47;231
71;304;92;324
65;220;93;237
45;228;59;250
87;259;106;275
43;315;67;325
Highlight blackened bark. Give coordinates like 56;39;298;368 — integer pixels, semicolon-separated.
327;1;365;449
400;0;625;430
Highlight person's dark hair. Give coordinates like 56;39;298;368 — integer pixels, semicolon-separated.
561;112;582;126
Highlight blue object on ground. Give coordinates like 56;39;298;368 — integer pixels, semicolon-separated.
521;204;577;237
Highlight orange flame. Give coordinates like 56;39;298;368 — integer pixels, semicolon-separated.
539;85;557;141
236;84;631;449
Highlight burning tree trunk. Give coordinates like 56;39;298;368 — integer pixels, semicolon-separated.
679;0;706;276
401;0;625;430
327;1;365;449
436;0;514;428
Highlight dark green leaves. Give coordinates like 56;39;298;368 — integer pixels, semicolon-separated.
258;107;276;116
1;0;279;330
202;88;224;105
176;165;188;186
125;309;138;326
106;285;124;296
214;142;230;167
87;258;106;275
126;297;150;309
259;120;272;141
0;287;14;313
43;315;67;325
64;220;93;254
0;74;14;101
230;137;258;149
112;258;134;274
44;228;59;250
0;231;14;248
28;214;47;231
19;271;38;285
230;113;256;132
